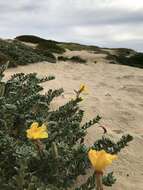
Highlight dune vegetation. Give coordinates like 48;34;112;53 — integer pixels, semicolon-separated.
58;55;87;63
0;62;133;190
0;35;141;69
0;39;57;67
0;34;142;190
16;35;143;68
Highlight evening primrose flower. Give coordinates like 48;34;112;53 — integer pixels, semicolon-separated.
26;122;48;140
88;149;117;172
79;84;87;93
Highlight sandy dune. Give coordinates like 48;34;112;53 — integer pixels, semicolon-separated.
4;50;143;190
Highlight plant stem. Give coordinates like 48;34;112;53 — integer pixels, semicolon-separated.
34;140;44;159
95;172;104;190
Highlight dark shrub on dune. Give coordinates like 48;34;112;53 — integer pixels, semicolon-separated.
15;35;55;44
16;35;65;54
107;52;143;68
60;42;99;51
70;56;86;63
58;55;86;63
35;49;56;63
16;35;99;52
58;56;69;61
0;51;9;66
121;53;143;68
0;39;56;67
37;41;65;54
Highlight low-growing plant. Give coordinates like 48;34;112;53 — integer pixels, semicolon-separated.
0;39;56;67
16;35;64;55
60;42;99;51
35;49;56;63
0;64;133;190
106;52;143;68
58;56;86;63
70;56;86;63
58;56;69;61
16;35;99;52
37;41;65;54
0;51;9;66
15;35;59;44
117;53;143;68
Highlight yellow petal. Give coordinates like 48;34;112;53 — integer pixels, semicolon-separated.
79;84;86;93
40;124;48;131
39;131;48;139
26;129;33;139
30;122;39;129
88;149;117;172
95;150;111;171
26;122;48;140
106;154;118;163
88;149;98;168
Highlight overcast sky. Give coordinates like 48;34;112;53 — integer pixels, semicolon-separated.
0;0;143;51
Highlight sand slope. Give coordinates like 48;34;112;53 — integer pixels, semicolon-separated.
4;50;143;190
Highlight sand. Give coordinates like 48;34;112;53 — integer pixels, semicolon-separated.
4;50;143;190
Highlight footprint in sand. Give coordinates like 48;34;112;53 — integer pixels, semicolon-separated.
112;129;124;134
122;75;135;79
119;85;143;95
73;76;81;80
135;76;143;82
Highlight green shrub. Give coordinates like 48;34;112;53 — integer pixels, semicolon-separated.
35;49;56;63
16;35;65;54
70;56;86;63
107;52;143;68
58;56;86;63
15;35;58;44
118;53;143;68
37;41;65;54
0;39;56;67
16;35;98;52
0;64;133;189
0;51;9;66
58;56;69;61
60;42;99;51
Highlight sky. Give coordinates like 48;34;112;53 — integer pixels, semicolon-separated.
0;0;143;51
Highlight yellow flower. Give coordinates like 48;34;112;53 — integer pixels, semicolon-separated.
26;122;48;140
79;84;87;93
88;149;117;172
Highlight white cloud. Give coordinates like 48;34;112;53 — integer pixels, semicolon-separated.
0;0;143;51
106;0;143;10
